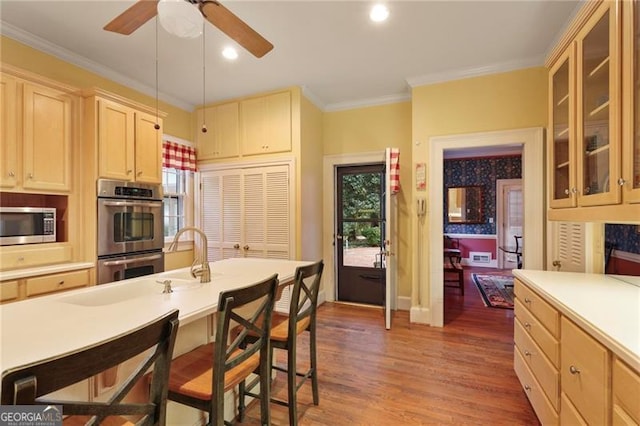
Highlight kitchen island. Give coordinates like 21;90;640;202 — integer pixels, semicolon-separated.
0;258;312;385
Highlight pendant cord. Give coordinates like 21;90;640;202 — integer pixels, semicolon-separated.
202;21;207;132
154;17;160;130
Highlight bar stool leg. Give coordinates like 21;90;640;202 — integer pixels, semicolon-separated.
310;323;319;405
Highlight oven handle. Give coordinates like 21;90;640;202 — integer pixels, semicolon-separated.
101;201;162;208
101;254;163;266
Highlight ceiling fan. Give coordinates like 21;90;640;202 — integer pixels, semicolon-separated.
104;0;273;58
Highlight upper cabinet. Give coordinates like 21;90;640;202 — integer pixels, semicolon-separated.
547;0;640;222
240;91;292;156
0;71;76;193
622;0;640;203
195;102;240;160
85;91;163;184
197;89;293;162
576;2;620;207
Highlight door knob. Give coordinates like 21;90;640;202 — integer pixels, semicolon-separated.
233;244;240;249
243;245;249;251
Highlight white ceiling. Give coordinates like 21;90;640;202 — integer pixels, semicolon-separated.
0;1;580;112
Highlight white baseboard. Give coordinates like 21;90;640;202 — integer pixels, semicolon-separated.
409;306;430;324
397;296;411;311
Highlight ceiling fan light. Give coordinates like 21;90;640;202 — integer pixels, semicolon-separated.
157;0;203;39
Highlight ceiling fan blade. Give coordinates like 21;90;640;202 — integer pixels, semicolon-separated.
104;0;159;35
200;1;273;58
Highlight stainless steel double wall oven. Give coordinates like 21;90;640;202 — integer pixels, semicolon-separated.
97;179;164;284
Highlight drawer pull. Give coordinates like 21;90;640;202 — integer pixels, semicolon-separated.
524;297;531;304
569;365;581;375
524;385;531;391
58;281;65;286
524;350;531;357
524;322;531;329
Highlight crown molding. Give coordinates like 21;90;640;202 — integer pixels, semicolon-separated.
406;56;543;88
300;85;326;111
324;92;411;112
0;21;195;111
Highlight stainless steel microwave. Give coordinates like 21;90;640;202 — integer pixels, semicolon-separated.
0;207;56;246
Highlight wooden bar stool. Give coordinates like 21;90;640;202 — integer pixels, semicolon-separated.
167;274;278;426
240;260;324;426
1;310;180;425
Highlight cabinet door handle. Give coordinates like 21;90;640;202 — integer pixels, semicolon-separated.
569;365;581;375
8;171;15;177
127;169;133;175
137;171;143;176
28;173;34;180
617;178;626;186
243;245;249;251
233;244;240;249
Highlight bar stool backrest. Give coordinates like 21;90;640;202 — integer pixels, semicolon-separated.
1;309;180;425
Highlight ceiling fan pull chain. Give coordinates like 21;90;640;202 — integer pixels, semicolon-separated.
201;20;207;134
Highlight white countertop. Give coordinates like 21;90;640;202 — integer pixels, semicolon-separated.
0;258;311;378
0;262;95;281
513;269;640;371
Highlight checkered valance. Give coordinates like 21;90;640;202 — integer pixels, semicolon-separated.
162;140;197;172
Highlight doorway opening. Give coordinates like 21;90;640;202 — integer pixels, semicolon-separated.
335;164;386;306
497;178;523;269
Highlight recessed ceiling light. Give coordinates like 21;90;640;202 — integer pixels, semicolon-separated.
370;4;389;23
222;47;238;60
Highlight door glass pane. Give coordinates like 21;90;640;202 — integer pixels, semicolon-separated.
341;220;383;267
552;59;571;200
634;4;640;189
582;11;610;196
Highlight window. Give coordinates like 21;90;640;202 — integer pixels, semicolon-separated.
162;167;187;239
161;139;197;242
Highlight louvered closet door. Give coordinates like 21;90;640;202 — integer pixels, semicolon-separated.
242;165;290;259
550;222;585;272
201;170;242;261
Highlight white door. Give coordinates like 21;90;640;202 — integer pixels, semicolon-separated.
384;148;398;330
497;179;523;269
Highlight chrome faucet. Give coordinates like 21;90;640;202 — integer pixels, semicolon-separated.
168;227;211;283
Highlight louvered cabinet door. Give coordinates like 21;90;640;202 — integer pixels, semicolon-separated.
552;222;585;272
242;165;291;259
201;171;242;261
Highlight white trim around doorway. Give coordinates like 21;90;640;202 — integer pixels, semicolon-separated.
424;127;545;327
322;151;386;303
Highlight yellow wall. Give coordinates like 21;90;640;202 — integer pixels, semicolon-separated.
1;36;193;140
323;102;413;298
411;67;548;309
165;249;195;271
299;95;324;262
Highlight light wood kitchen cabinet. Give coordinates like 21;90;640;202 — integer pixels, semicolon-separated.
0;73;18;188
612;357;640;424
94;97;162;184
513;279;560;424
0;73;75;192
0;267;92;303
547;0;640;221
25;269;89;297
561;316;610;425
196;102;239;160
240;91;292;156
621;0;640;204
0;244;73;270
0;280;19;303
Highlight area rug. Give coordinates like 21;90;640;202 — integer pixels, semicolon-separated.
472;274;514;309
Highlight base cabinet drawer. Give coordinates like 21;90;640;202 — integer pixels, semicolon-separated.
0;280;19;303
25;269;89;297
514;279;560;337
514;298;560;367
561;317;610;425
514;348;558;425
514;319;559;410
613;358;640;425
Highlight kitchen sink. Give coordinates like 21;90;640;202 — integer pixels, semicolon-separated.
60;275;203;307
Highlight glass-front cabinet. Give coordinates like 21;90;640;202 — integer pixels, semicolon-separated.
549;47;576;208
623;0;640;203
576;1;620;206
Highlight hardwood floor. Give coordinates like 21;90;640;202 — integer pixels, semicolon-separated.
241;266;539;425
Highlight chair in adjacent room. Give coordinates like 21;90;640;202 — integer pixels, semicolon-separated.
1;309;180;425
239;260;324;426
167;274;278;426
514;235;523;269
444;235;464;295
